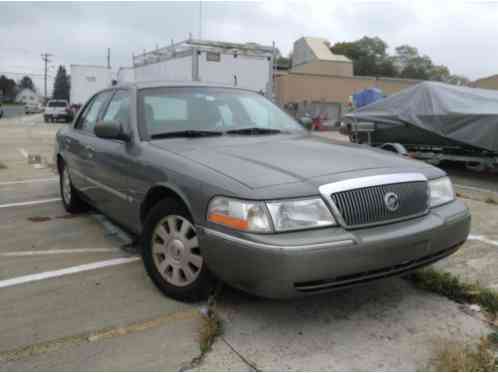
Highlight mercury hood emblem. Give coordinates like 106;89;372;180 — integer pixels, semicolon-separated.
384;192;400;212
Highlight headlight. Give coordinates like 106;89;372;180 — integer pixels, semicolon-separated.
207;197;336;232
266;198;336;232
207;197;272;232
429;177;455;207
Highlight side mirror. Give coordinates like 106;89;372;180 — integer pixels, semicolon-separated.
299;116;313;130
94;120;130;141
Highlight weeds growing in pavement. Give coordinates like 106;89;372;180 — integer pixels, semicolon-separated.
409;268;498;317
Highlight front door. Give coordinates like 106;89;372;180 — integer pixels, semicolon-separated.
69;90;113;203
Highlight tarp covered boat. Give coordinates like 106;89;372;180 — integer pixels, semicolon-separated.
343;81;498;154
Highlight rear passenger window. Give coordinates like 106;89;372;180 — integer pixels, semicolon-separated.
77;91;112;133
102;90;129;125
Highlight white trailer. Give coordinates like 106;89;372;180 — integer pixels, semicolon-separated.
70;65;113;105
126;39;275;98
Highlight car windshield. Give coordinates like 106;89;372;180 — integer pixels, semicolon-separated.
48;101;66;107
138;87;304;138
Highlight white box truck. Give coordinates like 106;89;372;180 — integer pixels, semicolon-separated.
124;39;275;98
70;65;113;106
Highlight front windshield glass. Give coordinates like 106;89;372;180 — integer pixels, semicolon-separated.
138;87;304;137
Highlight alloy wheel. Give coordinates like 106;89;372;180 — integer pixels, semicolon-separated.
151;215;202;287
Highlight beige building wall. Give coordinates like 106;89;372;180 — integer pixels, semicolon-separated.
472;75;498;90
275;72;419;106
291;60;353;77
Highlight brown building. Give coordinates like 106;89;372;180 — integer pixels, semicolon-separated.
275;37;420;121
471;74;498;90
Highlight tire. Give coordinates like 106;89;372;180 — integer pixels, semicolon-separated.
142;198;214;302
59;160;87;213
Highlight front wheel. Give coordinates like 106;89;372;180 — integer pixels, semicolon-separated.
59;161;87;213
142;199;214;302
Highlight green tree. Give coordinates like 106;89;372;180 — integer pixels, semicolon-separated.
19;75;35;91
331;36;397;78
0;75;17;101
52;65;70;101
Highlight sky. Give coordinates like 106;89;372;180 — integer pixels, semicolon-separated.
1;1;497;95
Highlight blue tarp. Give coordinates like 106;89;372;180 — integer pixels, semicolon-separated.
353;88;384;108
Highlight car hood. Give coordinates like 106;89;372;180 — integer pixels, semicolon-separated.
150;134;436;189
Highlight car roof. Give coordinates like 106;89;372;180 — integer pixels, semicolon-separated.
112;80;255;93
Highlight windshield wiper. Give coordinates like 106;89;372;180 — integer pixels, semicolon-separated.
150;130;223;139
225;127;284;135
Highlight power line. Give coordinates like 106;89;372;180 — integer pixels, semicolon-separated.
41;53;53;99
0;71;50;78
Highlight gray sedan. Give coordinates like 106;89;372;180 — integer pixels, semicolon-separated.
54;82;470;301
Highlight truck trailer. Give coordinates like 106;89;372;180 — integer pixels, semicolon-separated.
70;65;113;106
120;39;276;98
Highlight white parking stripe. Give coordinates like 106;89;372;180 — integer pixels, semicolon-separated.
468;234;498;247
17;148;29;159
454;184;498;195
0;248;121;257
0;198;61;209
0;177;58;186
0;257;140;289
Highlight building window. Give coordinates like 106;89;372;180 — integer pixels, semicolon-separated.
206;52;220;62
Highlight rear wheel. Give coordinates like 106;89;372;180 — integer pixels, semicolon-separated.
59;160;87;213
142;198;214;302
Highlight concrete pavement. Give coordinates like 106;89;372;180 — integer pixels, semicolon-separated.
1;116;496;371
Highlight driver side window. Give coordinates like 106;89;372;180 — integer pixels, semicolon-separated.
77;91;112;133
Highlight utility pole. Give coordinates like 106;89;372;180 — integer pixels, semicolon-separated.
107;48;111;69
41;53;52;99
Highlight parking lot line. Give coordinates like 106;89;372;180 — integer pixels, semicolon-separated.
0;198;61;209
0;248;121;257
0;257;140;289
454;183;498;195
17;148;29;159
0;177;58;186
468;234;498;247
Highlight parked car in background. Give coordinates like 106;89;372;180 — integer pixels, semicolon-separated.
0;103;3;118
44;100;73;123
25;102;43;114
54;82;470;302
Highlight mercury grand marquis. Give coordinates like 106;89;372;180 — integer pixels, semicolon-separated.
54;82;470;301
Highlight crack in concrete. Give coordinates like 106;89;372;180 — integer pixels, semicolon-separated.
221;336;261;372
0;309;198;363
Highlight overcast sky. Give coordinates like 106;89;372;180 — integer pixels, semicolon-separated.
1;1;497;94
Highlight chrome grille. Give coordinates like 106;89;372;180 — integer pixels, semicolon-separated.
329;181;428;228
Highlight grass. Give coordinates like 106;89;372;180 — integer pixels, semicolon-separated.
409;268;498;317
432;336;497;371
199;311;222;354
485;197;498;205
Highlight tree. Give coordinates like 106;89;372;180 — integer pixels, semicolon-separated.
0;75;17;101
331;36;397;78
52;65;70;101
331;36;470;85
19;75;35;91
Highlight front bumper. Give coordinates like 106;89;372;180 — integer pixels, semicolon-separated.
198;199;470;298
